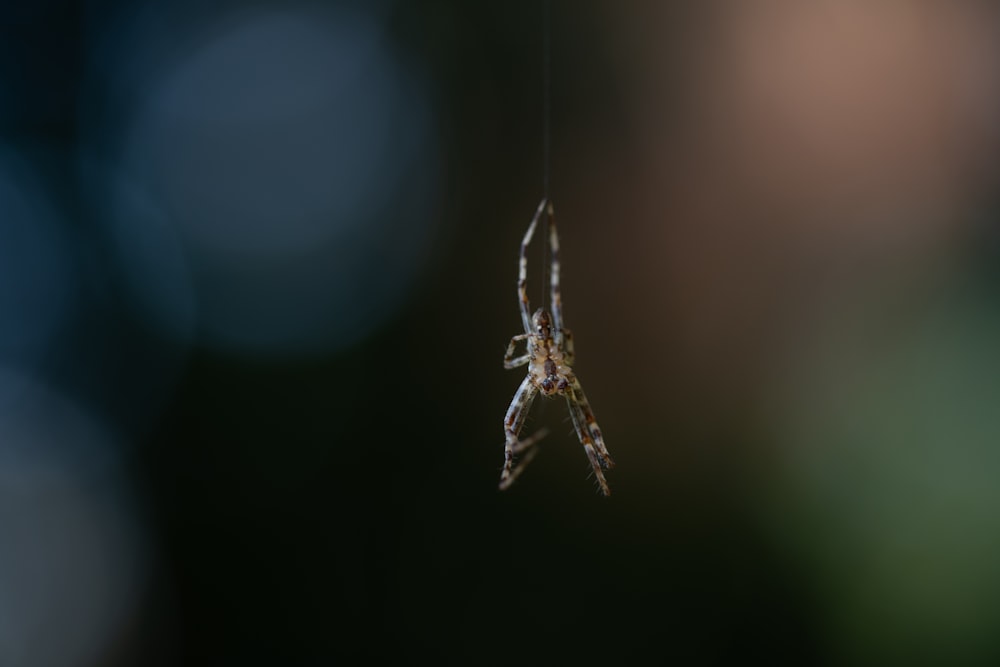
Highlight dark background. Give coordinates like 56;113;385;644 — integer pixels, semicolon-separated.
2;1;999;665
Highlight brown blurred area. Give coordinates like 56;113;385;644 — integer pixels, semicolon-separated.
579;0;1000;413
545;2;1000;659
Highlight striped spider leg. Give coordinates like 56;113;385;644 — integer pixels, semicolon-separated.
498;198;615;495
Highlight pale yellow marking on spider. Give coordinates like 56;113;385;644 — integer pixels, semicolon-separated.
498;198;615;495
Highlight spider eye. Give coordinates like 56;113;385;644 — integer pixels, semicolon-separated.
540;378;554;393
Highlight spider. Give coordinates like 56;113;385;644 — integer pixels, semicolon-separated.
498;198;615;495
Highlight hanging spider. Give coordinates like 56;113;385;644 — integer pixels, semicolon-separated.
498;198;615;495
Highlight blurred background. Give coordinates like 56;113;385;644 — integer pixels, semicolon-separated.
1;0;1000;664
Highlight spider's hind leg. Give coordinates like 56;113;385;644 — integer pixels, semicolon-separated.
499;426;549;490
565;378;614;495
499;375;545;491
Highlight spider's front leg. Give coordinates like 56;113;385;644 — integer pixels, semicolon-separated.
545;202;565;333
499;375;547;490
561;328;575;365
517;199;548;333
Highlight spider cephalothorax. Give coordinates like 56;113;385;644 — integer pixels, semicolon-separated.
532;308;553;338
498;199;614;495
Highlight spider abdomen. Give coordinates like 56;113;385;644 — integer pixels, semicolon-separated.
530;345;572;396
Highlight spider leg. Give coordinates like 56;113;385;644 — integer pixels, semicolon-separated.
565;377;614;495
499;427;548;489
545;201;564;337
503;333;532;369
561;328;575;365
518;199;548;333
499;375;545;490
568;376;613;468
564;393;611;496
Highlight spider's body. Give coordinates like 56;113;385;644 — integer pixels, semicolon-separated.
527;309;571;396
498;199;614;495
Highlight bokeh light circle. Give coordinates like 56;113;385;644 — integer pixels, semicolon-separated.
0;369;147;667
107;7;439;356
